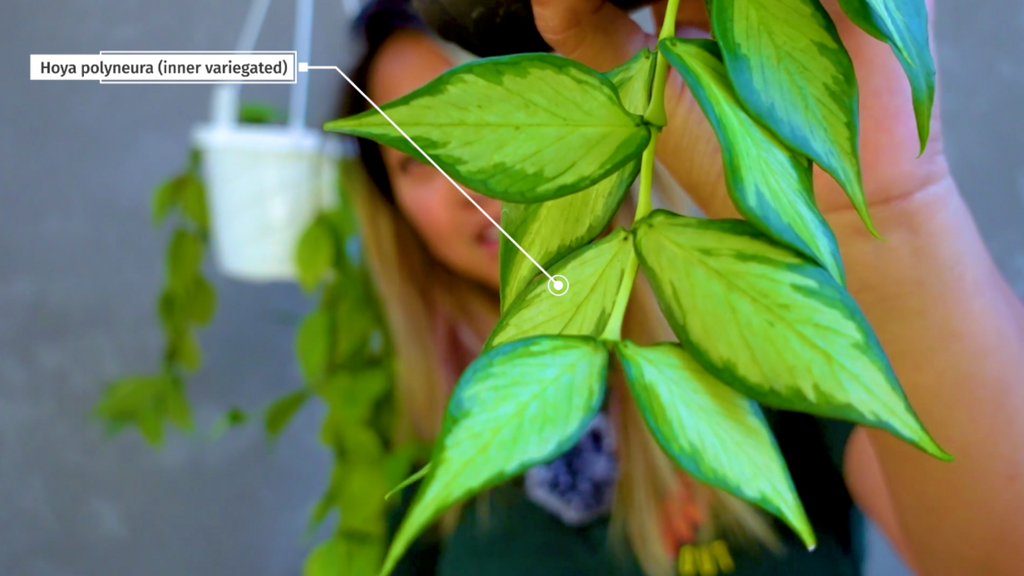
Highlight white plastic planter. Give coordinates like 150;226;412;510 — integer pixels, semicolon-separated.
193;124;344;281
189;0;351;282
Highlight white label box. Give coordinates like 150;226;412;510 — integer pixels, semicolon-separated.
30;51;297;84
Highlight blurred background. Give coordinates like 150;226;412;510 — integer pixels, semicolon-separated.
2;1;1022;575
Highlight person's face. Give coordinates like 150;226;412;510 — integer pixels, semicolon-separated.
367;30;502;290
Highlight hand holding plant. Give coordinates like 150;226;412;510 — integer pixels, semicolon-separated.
325;0;950;572
534;0;949;220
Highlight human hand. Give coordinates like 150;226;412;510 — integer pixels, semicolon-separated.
531;0;952;223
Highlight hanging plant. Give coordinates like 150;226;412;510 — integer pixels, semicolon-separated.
95;102;295;445
94;149;213;445
270;159;426;576
96;103;415;574
322;0;950;572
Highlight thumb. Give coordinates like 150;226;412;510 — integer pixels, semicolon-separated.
530;0;654;72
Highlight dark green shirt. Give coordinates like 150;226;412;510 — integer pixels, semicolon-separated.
390;409;863;576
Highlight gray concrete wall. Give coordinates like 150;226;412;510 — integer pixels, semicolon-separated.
0;1;1020;576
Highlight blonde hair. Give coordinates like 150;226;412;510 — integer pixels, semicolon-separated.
348;153;781;575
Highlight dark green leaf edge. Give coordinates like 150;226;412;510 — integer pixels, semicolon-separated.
658;38;846;285
487;228;634;351
837;0;935;154
325;53;652;203
382;336;609;575
499;160;639;309
632;210;950;460
706;2;873;236
616;340;814;548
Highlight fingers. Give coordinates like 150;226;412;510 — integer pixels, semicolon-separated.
530;0;652;72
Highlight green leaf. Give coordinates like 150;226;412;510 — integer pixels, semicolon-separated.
499;165;638;309
239;102;285;125
333;281;380;366
179;174;209;232
606;47;658;116
324;54;651;203
167;229;204;290
296;310;333;383
209;407;249;439
487;229;634;351
164;377;193;431
321;418;385;462
95;375;167;423
705;2;875;235
837;0;935;152
185;277;217;326
339;463;389;534
151;178;179;225
497;50;654;308
633;211;949;460
158;289;182;332
305;536;383;576
264;388;311;438
381;336;608;575
304;538;343;576
173;330;203;372
317;367;391;424
658;39;845;284
616;341;813;548
135;408;165;446
309;468;341;530
296;216;337;292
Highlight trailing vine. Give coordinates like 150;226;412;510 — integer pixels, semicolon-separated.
95;149;213;445
281;159;425;576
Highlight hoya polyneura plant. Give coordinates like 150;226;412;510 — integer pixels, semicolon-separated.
95;149;214;442
327;0;950;572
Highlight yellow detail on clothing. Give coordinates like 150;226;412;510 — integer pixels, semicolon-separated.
711;540;736;572
678;545;697;575
677;540;735;575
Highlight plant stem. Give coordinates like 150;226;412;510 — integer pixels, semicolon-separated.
644;0;683;127
602;0;680;342
600;138;657;342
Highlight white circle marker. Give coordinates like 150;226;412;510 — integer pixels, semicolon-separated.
548;275;569;296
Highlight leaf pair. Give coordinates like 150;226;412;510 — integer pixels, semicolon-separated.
383;210;952;574
489;208;946;463
95;374;192;446
633;210;949;462
705;0;935;235
381;334;810;574
499;49;655;307
151;171;208;231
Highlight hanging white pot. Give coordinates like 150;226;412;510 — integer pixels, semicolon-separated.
193;124;344;281
191;0;346;282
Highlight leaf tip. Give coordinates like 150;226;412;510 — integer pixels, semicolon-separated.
921;435;954;462
861;211;883;241
915;123;931;159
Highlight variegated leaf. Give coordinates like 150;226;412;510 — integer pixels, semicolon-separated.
325;54;650;203
706;0;875;234
617;341;814;548
499;49;655;307
659;39;845;284
487;229;634;350
838;0;935;152
634;211;949;460
380;336;608;575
